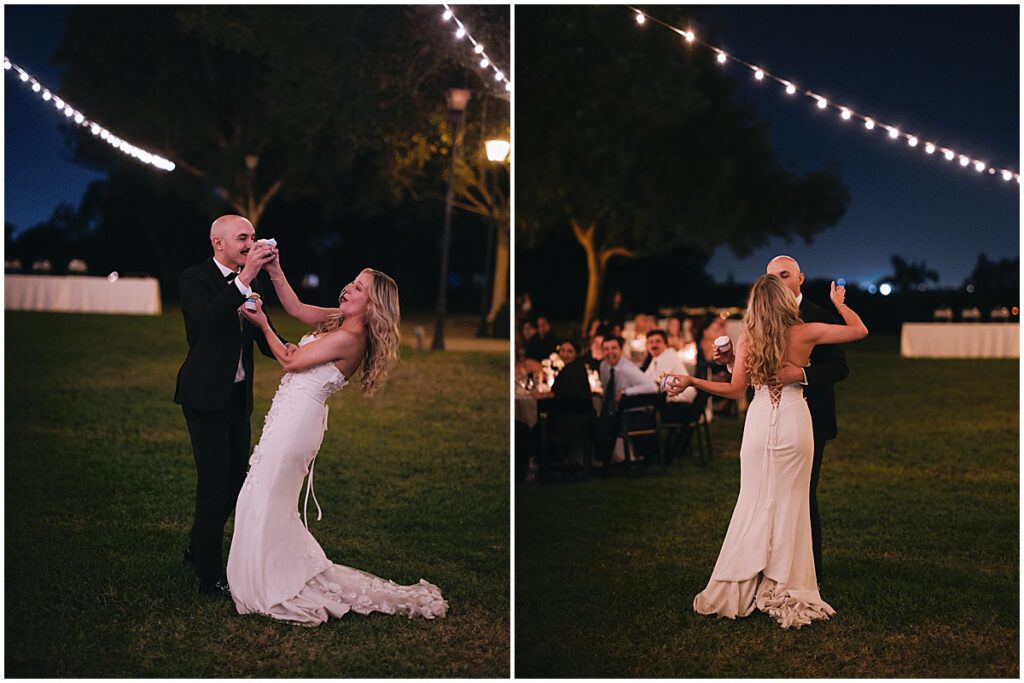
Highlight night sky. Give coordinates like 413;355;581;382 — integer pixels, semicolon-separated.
4;5;1021;288
684;5;1019;287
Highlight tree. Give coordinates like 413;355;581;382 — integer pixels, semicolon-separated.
885;255;939;292
54;6;507;229
516;6;848;327
384;102;511;335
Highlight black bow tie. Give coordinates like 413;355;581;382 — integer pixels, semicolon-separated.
224;272;237;283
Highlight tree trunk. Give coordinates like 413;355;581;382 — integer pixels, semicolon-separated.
572;219;603;330
486;219;510;331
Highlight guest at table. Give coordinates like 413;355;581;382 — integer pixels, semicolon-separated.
582;332;605;373
642;329;697;404
596;336;658;464
694;312;734;414
666;317;684;350
551;340;591;401
526;315;558;362
604;290;627;330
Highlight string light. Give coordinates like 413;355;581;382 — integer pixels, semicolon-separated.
440;5;511;94
627;7;1018;187
4;56;175;171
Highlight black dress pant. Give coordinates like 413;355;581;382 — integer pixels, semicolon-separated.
809;437;829;584
182;381;250;582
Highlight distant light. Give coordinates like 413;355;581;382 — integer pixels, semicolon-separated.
879;283;892;296
867;284;878;295
74;112;85;124
944;150;955;161
754;69;764;81
1002;170;1013;181
840;108;852;120
716;51;726;64
42;90;51;101
958;155;969;167
816;97;827;109
966;283;975;293
864;118;875;130
479;58;489;68
785;83;796;95
635;12;646;24
486;139;510;162
494;71;503;81
474;43;484;54
91;124;100;135
974;161;985;172
455;27;466;39
31;82;40;92
1012;306;1019;316
442;9;453;21
19;72;28;82
107;271;119;283
925;143;935;154
908;136;918;147
888;127;900;139
684;30;695;42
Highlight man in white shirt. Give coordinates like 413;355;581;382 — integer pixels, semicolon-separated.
639;329;697;404
597;336;657;465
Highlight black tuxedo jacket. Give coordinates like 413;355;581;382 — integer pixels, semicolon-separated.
799;297;849;441
173;258;286;415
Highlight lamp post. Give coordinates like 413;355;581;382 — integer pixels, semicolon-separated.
432;87;471;351
476;139;510;337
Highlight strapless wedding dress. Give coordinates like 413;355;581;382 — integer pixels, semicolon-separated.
227;334;448;626
693;384;834;629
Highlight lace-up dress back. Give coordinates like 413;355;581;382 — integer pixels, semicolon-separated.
227;334;448;626
692;382;834;629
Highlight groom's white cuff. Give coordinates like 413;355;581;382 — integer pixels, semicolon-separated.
800;369;808;385
234;278;253;298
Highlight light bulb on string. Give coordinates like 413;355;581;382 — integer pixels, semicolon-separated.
31;82;40;92
925;143;935;154
684;30;695;42
494;71;504;81
3;59;11;70
474;43;484;54
816;97;827;110
19;71;28;82
785;83;796;95
480;58;489;68
64;107;73;118
505;82;512;92
944;150;955;161
455;27;466;39
442;9;453;21
908;136;918;147
974;161;985;172
74;112;84;124
91;124;100;135
887;127;899;139
958;155;969;167
754;69;764;81
42;90;51;101
635;12;646;24
864;118;875;130
840;108;852;120
716;51;727;64
1003;170;1013;181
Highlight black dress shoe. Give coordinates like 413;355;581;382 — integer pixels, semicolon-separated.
199;578;231;599
183;545;195;567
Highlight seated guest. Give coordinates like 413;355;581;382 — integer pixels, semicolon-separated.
666;317;683;350
642;329;697;404
551;340;591;401
525;315;557;362
582;331;606;372
596;336;658;464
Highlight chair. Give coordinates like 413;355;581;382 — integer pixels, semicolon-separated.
660;390;713;465
614;392;667;471
537;395;595;480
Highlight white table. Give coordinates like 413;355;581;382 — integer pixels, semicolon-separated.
5;275;162;315
900;323;1019;359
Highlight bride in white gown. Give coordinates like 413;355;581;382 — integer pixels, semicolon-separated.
666;275;867;629
228;259;447;626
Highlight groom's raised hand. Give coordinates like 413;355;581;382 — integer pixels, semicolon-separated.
239;243;276;287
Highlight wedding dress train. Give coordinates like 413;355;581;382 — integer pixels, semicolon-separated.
227;334;448;626
693;384;834;629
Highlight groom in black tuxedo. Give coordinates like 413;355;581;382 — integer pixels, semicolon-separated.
174;215;288;597
717;255;848;585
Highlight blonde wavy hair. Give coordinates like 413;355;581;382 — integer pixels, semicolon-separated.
742;274;802;387
313;268;401;398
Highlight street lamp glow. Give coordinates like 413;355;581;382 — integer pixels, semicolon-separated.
485;139;510;162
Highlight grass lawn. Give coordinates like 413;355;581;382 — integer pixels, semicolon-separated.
515;335;1018;678
5;310;509;677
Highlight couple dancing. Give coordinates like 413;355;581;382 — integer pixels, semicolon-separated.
665;255;868;629
173;214;448;626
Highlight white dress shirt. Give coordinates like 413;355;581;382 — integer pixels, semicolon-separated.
213;257;252;383
643;350;697;403
600;357;658;397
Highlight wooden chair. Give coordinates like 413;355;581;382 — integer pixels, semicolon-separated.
614;392;667;471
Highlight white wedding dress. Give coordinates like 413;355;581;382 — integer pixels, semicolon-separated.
693;383;834;629
227;334;448;626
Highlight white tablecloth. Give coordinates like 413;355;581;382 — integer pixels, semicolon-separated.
5;275;162;315
900;323;1019;359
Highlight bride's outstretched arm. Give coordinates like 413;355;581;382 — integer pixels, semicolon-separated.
667;338;750;400
806;281;869;345
240;301;355;373
263;249;339;327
